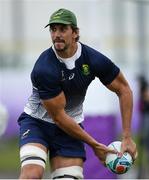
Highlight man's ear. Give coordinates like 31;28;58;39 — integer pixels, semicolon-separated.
73;29;79;39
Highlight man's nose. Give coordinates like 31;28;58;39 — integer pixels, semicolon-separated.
54;30;61;37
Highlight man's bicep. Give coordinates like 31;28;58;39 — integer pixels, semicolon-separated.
42;91;66;118
106;72;130;94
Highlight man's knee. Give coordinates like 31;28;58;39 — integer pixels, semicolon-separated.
19;145;47;179
19;165;44;179
19;164;44;179
50;166;83;179
20;145;47;168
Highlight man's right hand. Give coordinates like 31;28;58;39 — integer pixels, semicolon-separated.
92;143;118;165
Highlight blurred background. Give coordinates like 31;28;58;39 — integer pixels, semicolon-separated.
0;0;149;179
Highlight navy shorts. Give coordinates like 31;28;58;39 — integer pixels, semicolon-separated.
18;112;86;160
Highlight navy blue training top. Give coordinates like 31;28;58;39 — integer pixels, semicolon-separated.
24;43;120;123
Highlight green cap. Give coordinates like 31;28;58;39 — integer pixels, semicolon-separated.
45;8;77;28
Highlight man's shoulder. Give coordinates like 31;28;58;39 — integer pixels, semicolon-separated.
81;43;109;66
35;47;58;67
81;43;103;57
32;47;60;78
37;47;54;63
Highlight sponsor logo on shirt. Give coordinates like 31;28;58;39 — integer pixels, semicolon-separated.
82;64;90;75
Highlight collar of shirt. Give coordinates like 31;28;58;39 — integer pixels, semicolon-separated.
52;42;82;70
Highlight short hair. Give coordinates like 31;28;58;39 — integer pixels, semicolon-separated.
71;25;80;42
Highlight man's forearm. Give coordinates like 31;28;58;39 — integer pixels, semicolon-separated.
119;87;133;138
42;93;99;148
53;111;99;148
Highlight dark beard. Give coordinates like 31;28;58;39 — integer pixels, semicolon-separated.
54;44;68;52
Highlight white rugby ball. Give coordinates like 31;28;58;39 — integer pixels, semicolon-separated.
105;141;133;174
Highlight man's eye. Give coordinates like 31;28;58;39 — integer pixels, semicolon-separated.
50;28;56;32
61;27;67;32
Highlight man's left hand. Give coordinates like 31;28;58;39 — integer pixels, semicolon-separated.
121;137;138;162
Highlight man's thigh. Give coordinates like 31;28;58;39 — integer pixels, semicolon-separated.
49;124;86;162
50;156;83;171
18;112;50;148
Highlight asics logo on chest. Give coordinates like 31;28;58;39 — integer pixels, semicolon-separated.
69;73;75;80
61;70;75;81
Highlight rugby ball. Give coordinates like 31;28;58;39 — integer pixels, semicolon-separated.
105;141;133;174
